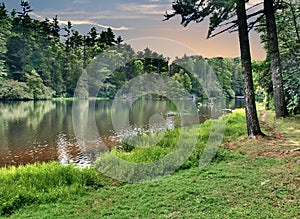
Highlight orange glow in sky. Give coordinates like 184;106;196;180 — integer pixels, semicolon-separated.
3;0;266;60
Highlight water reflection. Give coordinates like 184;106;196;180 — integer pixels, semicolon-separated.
0;99;244;167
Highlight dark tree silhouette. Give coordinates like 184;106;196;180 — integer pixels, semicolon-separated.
165;0;264;137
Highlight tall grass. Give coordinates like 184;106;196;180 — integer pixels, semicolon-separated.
0;162;103;216
111;109;246;165
224;108;247;139
94;109;247;181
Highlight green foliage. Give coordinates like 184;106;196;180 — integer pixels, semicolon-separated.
207;57;239;98
283;57;300;114
9;158;300;219
94;109;247;178
0;162;104;216
0;2;122;100
223;108;247;139
0;76;54;100
113;146;171;164
252;60;274;109
0;79;33;100
0;3;10;80
173;69;192;92
231;58;244;96
0;2;246;100
25;70;55;99
255;0;300;114
171;55;243;98
277;0;300;114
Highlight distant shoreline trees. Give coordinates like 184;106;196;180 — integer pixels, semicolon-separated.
0;1;246;101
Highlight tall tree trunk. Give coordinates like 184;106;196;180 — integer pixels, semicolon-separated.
236;0;264;137
264;0;288;118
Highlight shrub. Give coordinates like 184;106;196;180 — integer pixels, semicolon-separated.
0;79;33;100
0;78;55;100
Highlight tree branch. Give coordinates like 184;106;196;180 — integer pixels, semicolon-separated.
219;19;237;27
248;14;265;32
163;11;176;21
207;23;238;38
246;2;263;12
246;9;264;20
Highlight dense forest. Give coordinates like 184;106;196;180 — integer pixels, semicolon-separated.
0;1;244;100
0;1;299;114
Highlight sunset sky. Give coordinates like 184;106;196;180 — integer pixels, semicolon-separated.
2;0;266;60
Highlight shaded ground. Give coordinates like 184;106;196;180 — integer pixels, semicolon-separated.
227;108;300;162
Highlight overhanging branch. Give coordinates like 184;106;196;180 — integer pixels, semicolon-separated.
248;14;265;32
207;23;238;38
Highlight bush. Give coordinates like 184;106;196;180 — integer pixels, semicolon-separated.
0;78;55;100
0;79;33;100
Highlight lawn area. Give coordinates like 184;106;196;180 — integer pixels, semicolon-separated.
2;109;300;218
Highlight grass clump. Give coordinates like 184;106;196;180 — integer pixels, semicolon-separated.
0;162;104;216
94;109;248;180
223;109;247;140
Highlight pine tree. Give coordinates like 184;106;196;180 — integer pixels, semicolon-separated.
165;0;264;137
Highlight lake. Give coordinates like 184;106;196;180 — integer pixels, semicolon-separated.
0;99;244;167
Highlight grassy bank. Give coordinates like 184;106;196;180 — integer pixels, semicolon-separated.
52;97;110;101
93;109;247;182
1;109;299;218
0;163;108;216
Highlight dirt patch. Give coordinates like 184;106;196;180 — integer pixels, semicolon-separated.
227;108;300;162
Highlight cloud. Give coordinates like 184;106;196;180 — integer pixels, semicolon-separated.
31;12;131;31
73;0;90;4
59;19;131;30
31;12;44;20
118;3;170;15
31;10;145;20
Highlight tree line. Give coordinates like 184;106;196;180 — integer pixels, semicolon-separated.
0;1;123;99
0;1;246;101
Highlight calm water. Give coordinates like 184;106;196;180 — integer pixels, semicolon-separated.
0;99;244;167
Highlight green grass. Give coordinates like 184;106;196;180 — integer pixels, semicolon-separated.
104;109;247;163
0;163;106;216
6;157;299;219
52;97;76;101
1;109;299;218
52;97;110;101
